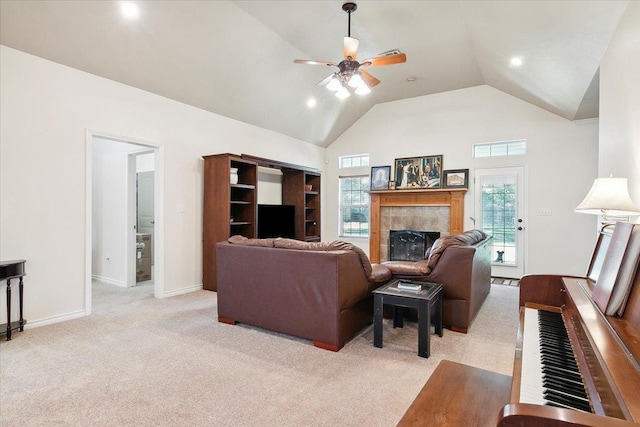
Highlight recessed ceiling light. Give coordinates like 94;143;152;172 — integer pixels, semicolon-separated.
306;98;317;108
510;56;523;67
120;2;139;19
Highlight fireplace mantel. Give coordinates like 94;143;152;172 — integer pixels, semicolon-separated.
368;188;467;263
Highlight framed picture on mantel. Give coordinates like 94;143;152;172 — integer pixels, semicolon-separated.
443;169;469;189
394;155;442;189
370;166;391;191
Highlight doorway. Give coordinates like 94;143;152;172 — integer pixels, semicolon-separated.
85;131;164;315
474;166;526;279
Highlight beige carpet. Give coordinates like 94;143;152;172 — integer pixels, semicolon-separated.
0;282;519;426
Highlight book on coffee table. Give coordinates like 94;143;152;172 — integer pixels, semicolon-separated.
397;281;422;292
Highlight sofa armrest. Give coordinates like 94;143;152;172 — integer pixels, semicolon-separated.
382;260;430;276
426;246;476;299
370;264;392;283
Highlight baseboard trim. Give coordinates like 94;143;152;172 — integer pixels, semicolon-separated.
92;274;127;288
160;283;203;298
24;309;86;330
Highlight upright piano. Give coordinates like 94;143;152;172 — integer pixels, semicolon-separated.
498;223;640;426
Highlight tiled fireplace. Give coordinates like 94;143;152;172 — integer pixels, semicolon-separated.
369;189;467;263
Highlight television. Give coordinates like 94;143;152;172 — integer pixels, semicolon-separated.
257;204;296;239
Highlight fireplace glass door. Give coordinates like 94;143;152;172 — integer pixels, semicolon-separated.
389;230;440;261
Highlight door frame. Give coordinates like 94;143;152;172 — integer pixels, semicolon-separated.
474;165;528;279
85;130;165;315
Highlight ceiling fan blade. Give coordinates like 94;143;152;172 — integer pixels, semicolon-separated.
360;53;407;67
343;37;359;59
360;70;380;87
293;59;337;67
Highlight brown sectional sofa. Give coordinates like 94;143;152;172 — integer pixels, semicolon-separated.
383;230;493;332
216;236;391;351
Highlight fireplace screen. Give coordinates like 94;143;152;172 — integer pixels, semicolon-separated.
389;230;441;261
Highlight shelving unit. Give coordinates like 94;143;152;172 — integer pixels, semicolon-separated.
202;154;257;291
203;153;321;291
304;172;321;242
281;169;321;242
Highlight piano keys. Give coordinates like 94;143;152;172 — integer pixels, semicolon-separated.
519;308;591;413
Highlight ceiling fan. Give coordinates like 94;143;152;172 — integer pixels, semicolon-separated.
293;2;407;98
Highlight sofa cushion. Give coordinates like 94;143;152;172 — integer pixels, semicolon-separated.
230;236;390;283
270;238;373;277
273;238;333;251
228;235;275;247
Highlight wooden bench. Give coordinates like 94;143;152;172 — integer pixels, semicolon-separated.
397;360;511;426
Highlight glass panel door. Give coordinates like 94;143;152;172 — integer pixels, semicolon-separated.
474;167;525;278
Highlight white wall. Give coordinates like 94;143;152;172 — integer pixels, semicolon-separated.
325;85;599;276
599;2;640;213
0;46;324;326
257;167;283;205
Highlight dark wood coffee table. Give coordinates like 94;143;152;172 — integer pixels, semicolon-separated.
373;279;443;358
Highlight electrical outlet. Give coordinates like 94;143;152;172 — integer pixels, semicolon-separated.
177;204;186;213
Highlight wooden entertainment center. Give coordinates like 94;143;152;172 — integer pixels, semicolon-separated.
202;153;321;291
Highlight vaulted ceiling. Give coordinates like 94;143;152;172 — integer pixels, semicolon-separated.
0;1;630;147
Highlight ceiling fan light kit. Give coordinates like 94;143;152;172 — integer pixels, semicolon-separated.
293;1;407;99
327;76;342;91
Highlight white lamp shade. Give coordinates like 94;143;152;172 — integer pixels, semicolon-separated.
348;73;364;88
335;86;350;99
575;177;640;216
326;77;342;91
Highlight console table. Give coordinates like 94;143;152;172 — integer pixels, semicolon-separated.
1;259;27;340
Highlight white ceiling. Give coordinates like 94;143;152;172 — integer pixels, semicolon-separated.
0;1;630;147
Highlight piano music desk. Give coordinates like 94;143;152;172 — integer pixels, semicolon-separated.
0;259;27;341
397;360;511;426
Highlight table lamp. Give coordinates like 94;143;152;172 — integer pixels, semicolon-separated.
575;176;640;228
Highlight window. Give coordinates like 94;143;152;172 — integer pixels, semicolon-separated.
339;175;370;237
339;154;370;169
473;140;526;158
481;178;517;265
